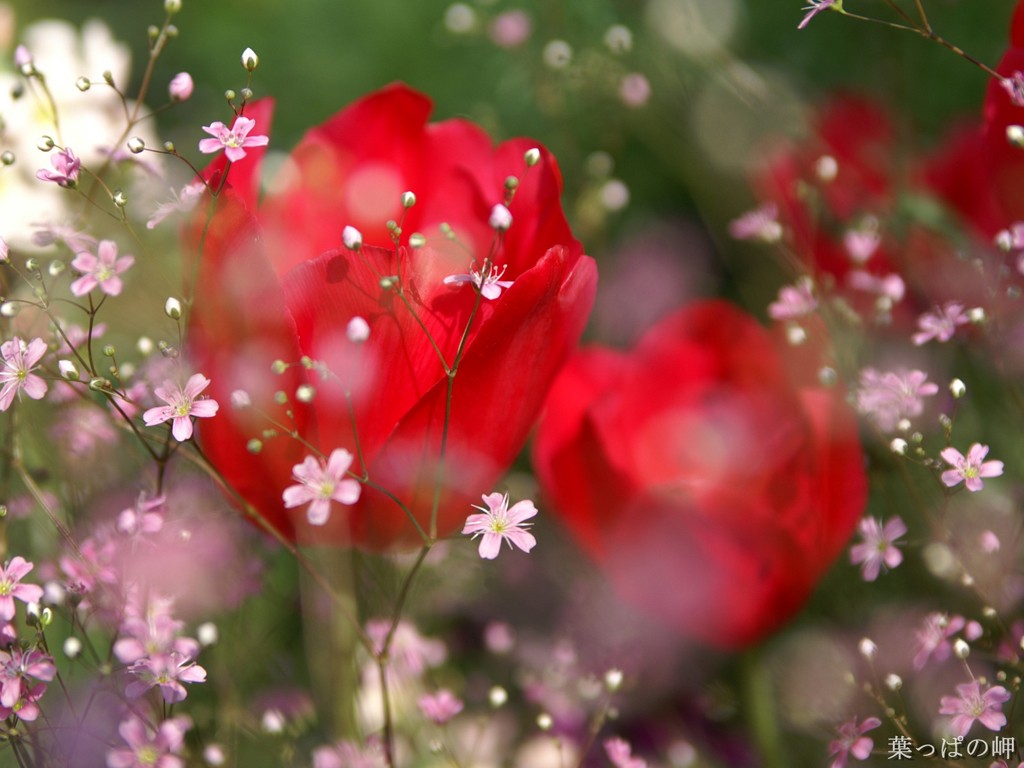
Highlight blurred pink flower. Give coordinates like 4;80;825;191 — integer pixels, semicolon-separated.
106;715;190;768
850;516;906;581
855;368;938;432
489;10;531;48
168;72;193;101
605;737;646;768
913;612;965;669
939;680;1010;738
912;302;969;345
798;0;837;30
828;716;880;768
768;279;817;320
619;73;651;108
418;689;464;724
729;202;782;242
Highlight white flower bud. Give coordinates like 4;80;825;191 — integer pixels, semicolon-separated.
63;636;82;658
1;302;18;318
165;0;183;13
543;39;572;69
536;713;553;731
137;336;154;355
241;47;259;71
604;24;633;54
488;686;508;707
1007;125;1024;148
127;137;145;154
815;155;839;182
890;438;908;455
197;622;219;646
409;232;426;248
261;708;284;734
885;673;902;691
342;225;362;251
949;378;966;398
164;297;182;319
953;638;970;659
58;360;80;380
203;745;226;766
347;316;370;343
604;668;623;691
489;203;513;231
858;637;877;660
296;384;315;402
524;147;541;167
968;306;986;323
401;190;416;208
75;77;91;92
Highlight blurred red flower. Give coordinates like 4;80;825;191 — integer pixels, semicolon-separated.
532;301;866;647
984;0;1024;222
187;84;596;549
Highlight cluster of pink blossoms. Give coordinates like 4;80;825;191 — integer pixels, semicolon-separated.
0;558;52;722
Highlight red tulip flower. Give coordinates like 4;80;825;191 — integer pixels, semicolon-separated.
533;301;867;647
186;84;597;549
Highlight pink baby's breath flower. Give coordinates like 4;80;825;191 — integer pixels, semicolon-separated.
312;738;383;768
125;652;206;703
1001;71;1024;107
768;279;817;320
31;222;97;253
0;646;55;713
0;557;44;622
798;0;838;29
418;689;464;724
619;73;652;108
940;443;1004;492
847;271;905;303
444;263;514;300
849;516;906;581
605;737;647;768
106;714;191;768
729;202;782;242
912;302;970;345
939;680;1011;738
914;612;965;670
828;716;881;768
36;148;81;187
488;10;532;48
462;493;537;559
282;449;361;526
0;337;48;411
143;374;220;442
70;240;134;297
855;368;938;432
146;183;204;230
198;116;269;162
843;225;881;263
168;72;194;102
365;619;446;679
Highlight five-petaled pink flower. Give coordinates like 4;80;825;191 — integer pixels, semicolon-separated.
768;279;817;321
36;147;81;187
912;302;970;345
0;557;43;621
106;714;191;768
418;689;464;724
0;337;48;412
940;443;1004;493
849;516;906;581
939;680;1011;738
462;493;537;559
444;262;514;300
125;652;207;703
828;716;880;768
143;374;220;442
282;449;362;526
198;116;269;162
798;0;838;29
70;240;135;297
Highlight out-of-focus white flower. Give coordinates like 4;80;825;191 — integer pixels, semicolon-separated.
0;18;158;247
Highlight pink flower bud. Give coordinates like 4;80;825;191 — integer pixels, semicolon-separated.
169;72;194;102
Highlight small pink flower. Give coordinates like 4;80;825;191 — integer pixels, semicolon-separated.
798;0;838;29
168;72;194;102
604;737;646;768
31;222;97;253
282;449;361;526
0;557;44;622
444;262;514;300
850;517;906;581
146;183;204;230
36;148;81;187
488;10;532;48
198;116;269;162
365;620;446;679
939;680;1011;738
728;202;782;242
142;373;220;442
619;73;651;108
0;337;48;411
847;271;905;303
1000;71;1024;107
768;279;817;321
462;493;537;559
828;716;880;768
70;240;134;297
855;368;938;432
940;443;1004;493
418;689;464;724
106;714;191;768
912;302;970;345
843;225;881;263
125;652;206;703
914;612;965;670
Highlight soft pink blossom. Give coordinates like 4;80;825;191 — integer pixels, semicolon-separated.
282;449;361;525
912;302;970;345
418;689;464;724
939;680;1011;738
605;737;646;768
0;337;48;411
488;10;532;48
198;116;269;162
365;619;446;679
768;279;817;320
168;72;193;102
312;738;383;768
70;240;134;297
728;202;782;242
462;493;537;559
843;226;881;263
143;374;220;441
798;0;837;29
1001;71;1024;107
31;222;97;253
828;716;880;768
125;651;206;703
849;516;906;581
855;368;938;432
146;183;204;230
106;714;191;768
940;443;1004;493
847;271;905;303
0;557;44;621
914;612;965;670
36;148;81;187
444;262;514;300
0;646;55;713
619;73;651;108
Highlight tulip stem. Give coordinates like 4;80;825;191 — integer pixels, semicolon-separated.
742;649;786;768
